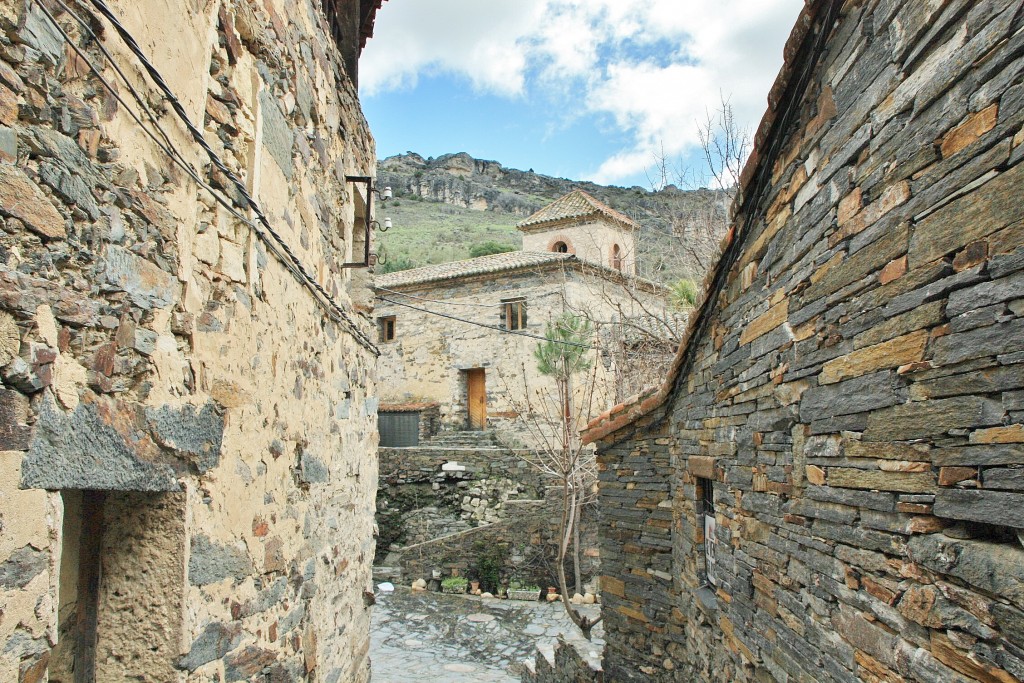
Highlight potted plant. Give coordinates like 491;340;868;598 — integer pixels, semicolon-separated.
507;580;541;601
441;576;469;595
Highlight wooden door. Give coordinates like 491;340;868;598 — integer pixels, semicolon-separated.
467;369;487;430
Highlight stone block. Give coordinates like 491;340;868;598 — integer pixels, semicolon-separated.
739;300;789;345
178;621;242;671
146;401;225;474
688;456;716;479
37;160;100;220
852;300;943;350
105;245;179;309
982;468;1024;491
20;4;64;63
938;467;976;486
188;535;252;586
932;318;1024;365
800;371;902;421
970;424;1024;444
845;441;930;461
299;448;329;484
0;546;46;589
0;163;65;239
909;162;1023;267
933;444;1021;467
827;468;936;493
259;90;294;180
0;388;31;450
21;394;179;491
223;646;277;682
820;330;927;384
934;489;1024;529
863;396;1004;441
939;103;999;158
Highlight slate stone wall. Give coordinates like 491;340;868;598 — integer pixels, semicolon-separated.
377;445;600;589
590;1;1024;681
0;0;379;681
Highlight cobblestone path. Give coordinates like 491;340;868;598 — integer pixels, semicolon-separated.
370;589;603;682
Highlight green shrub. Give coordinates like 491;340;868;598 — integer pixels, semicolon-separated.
468;241;516;258
670;278;699;309
441;576;469;592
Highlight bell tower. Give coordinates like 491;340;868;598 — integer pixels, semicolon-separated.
517;190;639;276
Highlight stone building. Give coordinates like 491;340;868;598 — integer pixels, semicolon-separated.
375;189;670;442
0;0;383;681
572;1;1024;682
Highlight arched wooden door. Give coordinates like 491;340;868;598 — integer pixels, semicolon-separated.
466;369;487;430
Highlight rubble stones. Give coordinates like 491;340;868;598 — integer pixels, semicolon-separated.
188;535;252;587
0;163;66;239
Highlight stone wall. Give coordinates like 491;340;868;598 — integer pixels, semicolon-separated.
395;493;601;592
520;217;638;276
521;636;604;683
0;0;380;681
585;1;1024;682
378;438;600;589
376;263;669;437
376;441;544;561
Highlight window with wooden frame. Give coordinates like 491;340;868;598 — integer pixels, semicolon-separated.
378;316;396;342
697;476;717;587
501;298;527;331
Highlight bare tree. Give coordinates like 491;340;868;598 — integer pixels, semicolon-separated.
497;314;603;640
642;93;751;283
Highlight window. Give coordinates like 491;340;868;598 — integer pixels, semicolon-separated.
552;241;568;253
698;477;717;586
379;316;396;342
502;298;527;331
611;244;623;271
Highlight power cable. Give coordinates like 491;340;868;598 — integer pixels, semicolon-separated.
375;285;556;309
37;0;379;354
378;296;593;349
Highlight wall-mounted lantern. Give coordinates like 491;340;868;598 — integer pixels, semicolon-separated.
343;175;393;268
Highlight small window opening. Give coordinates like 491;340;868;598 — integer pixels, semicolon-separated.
552;241;569;253
379;316;396;342
502;298;527;331
611;244;623;271
698;477;717;587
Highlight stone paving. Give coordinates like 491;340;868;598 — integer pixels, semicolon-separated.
370;588;603;682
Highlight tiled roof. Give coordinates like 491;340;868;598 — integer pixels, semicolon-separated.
379;402;439;412
517;190;639;231
581;0;841;446
375;251;574;289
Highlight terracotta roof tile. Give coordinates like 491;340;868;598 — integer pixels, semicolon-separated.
375;251;574;289
517;190;639;231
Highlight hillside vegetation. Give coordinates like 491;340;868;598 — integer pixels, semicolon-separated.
374;152;727;282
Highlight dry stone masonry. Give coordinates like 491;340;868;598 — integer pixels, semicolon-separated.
0;0;383;681
574;1;1024;682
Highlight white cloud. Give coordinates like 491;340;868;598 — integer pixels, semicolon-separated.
361;0;804;184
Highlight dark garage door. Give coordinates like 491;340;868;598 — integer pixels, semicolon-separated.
379;412;420;447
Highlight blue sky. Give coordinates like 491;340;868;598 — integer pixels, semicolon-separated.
360;0;804;189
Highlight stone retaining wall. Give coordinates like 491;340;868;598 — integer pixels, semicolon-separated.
585;1;1024;682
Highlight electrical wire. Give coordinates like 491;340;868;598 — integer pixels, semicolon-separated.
36;0;379;354
375;285;558;309
380;294;593;350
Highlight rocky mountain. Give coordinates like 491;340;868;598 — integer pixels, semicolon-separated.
374;152;728;283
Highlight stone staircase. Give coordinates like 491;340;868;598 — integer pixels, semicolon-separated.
420;429;504;450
